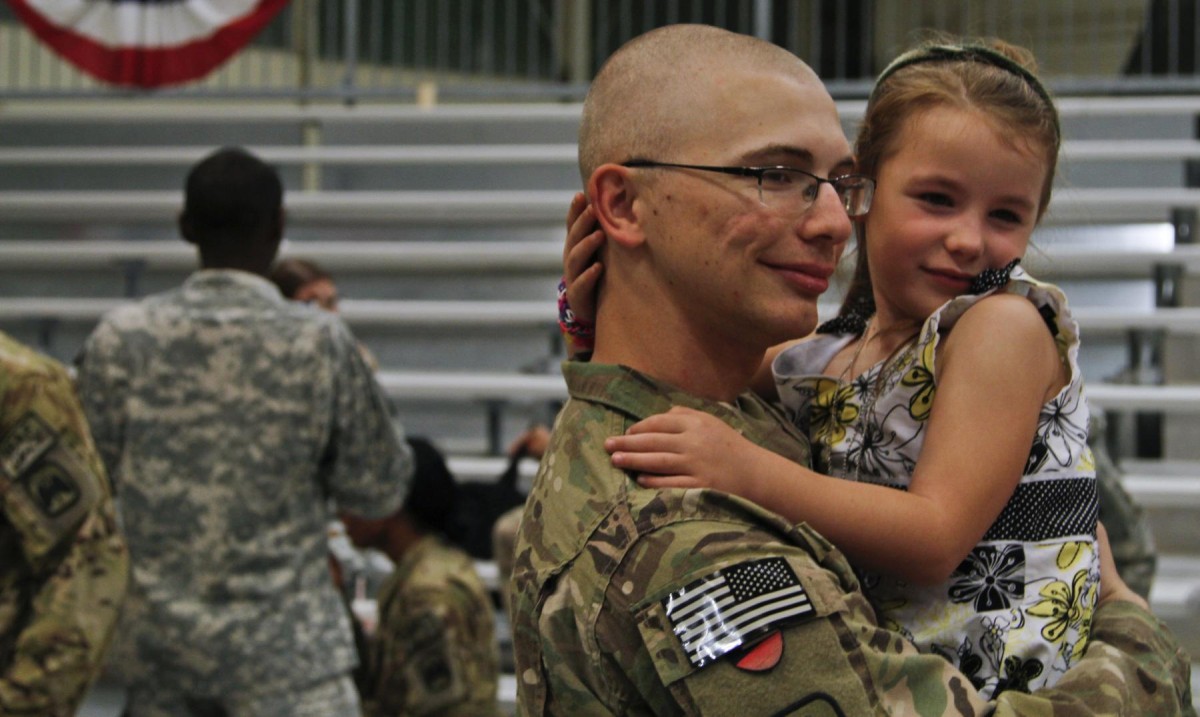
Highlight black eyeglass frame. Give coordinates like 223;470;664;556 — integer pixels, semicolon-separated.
620;160;875;217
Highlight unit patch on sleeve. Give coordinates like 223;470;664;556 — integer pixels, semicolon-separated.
662;557;815;668
0;412;99;557
403;611;467;712
0;413;56;480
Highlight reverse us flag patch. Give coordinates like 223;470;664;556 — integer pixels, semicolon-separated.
662;557;815;668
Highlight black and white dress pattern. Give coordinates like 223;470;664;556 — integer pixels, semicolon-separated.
772;268;1099;699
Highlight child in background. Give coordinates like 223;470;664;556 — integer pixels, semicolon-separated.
566;39;1097;698
271;256;380;371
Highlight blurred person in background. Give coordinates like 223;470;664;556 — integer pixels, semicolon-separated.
342;436;500;717
271;256;379;371
270;257;340;312
271;254;386;694
76;146;413;717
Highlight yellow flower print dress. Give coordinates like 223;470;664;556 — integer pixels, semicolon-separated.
772;268;1099;699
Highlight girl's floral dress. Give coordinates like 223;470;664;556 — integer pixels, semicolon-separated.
773;267;1099;699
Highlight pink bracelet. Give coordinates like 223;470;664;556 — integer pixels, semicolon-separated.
557;279;595;337
557;279;595;354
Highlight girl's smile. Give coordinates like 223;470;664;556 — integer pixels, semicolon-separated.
863;104;1047;334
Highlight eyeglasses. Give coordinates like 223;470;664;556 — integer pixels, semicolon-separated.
621;160;875;217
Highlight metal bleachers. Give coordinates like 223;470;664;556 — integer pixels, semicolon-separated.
3;96;1200;711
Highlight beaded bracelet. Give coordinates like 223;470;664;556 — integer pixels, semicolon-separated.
557;279;596;354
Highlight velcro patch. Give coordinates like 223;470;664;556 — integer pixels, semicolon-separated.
662;557;814;668
0;413;56;480
0;413;98;560
23;462;81;518
734;630;784;672
403;611;467;711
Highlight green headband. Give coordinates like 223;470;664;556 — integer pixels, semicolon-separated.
872;43;1060;138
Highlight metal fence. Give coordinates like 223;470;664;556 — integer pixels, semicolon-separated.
2;0;1199;100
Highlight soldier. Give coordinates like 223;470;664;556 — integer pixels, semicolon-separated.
1091;409;1159;599
509;24;1194;715
342;437;500;717
76;147;413;716
0;333;127;716
491;425;549;619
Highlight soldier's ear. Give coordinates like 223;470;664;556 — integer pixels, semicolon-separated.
272;208;286;241
178;210;198;246
588;164;645;249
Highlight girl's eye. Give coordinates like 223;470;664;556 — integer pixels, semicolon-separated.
919;192;953;207
991;209;1025;225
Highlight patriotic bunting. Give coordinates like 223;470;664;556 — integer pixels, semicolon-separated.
5;0;290;87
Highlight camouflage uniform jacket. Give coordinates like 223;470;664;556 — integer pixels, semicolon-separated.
76;269;412;695
510;360;1195;716
1089;410;1157;599
363;534;500;717
0;332;128;716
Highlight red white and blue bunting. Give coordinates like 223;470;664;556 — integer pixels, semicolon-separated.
5;0;290;87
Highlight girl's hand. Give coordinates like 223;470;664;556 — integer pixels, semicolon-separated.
563;192;605;326
606;406;768;496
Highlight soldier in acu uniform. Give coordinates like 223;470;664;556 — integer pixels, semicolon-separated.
76;147;413;717
509;24;1194;716
0;332;127;716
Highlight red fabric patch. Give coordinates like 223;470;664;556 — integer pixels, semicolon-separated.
735;630;783;672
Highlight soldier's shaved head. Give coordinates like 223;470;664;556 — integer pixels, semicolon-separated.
578;24;821;182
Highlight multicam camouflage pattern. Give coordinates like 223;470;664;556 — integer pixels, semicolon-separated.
363;534;500;717
0;331;128;716
492;504;523;617
509;360;1195;716
1089;410;1158;599
119;672;361;717
75;270;412;697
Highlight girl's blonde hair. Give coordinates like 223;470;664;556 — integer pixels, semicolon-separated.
831;38;1062;328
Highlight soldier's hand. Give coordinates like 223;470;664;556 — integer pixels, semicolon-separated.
1097;521;1150;611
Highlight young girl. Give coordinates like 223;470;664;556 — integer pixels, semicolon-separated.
561;39;1098;698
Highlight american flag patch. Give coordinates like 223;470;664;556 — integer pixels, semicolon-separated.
662;557;814;668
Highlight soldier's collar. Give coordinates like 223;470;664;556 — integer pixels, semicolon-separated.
186;269;288;304
562;361;759;425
